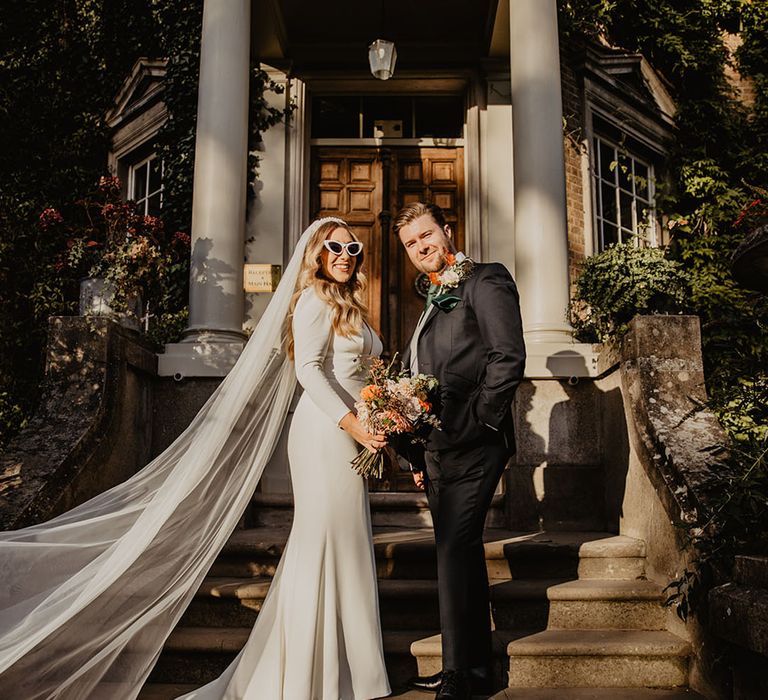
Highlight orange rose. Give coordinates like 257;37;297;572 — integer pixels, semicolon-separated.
419;399;431;412
445;252;457;266
428;272;441;285
360;385;381;401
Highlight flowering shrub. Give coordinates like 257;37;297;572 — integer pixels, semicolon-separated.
38;176;191;340
50;176;167;312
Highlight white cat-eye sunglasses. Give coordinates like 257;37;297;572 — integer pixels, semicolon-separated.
323;239;364;256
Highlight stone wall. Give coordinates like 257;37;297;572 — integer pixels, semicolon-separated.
509;376;609;532
599;315;732;699
150;377;221;457
0;317;157;529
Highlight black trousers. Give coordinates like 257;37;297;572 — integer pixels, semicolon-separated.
424;433;509;672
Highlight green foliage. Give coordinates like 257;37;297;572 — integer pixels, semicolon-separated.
0;1;292;447
563;0;768;621
0;392;27;439
153;1;292;238
568;243;689;342
152;1;202;237
0;1;162;446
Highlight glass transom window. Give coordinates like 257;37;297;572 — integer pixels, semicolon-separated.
129;154;163;217
592;133;657;250
311;95;464;139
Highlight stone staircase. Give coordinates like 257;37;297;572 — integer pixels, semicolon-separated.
140;493;704;699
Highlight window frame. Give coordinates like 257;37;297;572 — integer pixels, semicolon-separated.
128;153;164;217
586;105;663;253
309;94;466;141
591;132;658;250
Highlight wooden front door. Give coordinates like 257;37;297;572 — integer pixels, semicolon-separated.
311;147;465;350
310;146;464;490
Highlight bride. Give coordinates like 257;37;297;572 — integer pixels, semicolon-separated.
0;217;392;700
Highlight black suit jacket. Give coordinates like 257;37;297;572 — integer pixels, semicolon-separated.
400;262;526;470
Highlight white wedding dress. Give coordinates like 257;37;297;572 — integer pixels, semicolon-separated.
178;286;390;700
0;218;389;700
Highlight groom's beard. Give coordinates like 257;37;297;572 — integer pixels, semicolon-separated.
419;249;449;274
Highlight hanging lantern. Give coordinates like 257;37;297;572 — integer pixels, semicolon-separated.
368;39;397;80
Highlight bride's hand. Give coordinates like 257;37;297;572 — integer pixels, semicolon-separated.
339;412;387;453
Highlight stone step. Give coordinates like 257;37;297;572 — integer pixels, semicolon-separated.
139;684;465;700
181;576;442;630
149;626;426;688
211;527;646;581
495;689;706;700
410;631;514;686
486;532;646;580
505;629;691;688
251;492;508;529
181;577;269;627
138;682;706;700
490;578;665;630
184;578;441;629
182;576;663;632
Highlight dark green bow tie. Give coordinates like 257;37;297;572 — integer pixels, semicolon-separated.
424;283;440;311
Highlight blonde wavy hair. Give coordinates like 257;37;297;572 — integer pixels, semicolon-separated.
284;220;369;360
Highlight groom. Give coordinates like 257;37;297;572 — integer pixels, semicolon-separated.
394;202;526;700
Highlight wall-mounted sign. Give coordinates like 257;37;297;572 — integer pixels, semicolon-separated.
244;264;282;293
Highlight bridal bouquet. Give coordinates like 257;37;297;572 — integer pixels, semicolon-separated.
351;356;440;479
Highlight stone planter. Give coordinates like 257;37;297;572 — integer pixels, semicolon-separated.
79;277;141;331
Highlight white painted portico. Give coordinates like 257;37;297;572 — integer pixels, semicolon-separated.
157;0;599;380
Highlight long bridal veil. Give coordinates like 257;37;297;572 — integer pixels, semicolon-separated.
0;217;345;700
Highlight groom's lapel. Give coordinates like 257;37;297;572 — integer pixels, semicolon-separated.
402;305;436;373
418;303;442;344
418;304;438;338
411;305;436;355
419;281;468;339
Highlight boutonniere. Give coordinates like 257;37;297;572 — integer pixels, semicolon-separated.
428;251;475;290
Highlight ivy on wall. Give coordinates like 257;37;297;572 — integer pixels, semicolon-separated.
147;1;291;346
0;0;162;443
154;1;290;239
0;0;292;446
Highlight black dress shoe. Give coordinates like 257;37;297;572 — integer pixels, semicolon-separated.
406;670;443;692
436;669;470;700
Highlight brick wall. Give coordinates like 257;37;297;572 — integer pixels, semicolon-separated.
560;39;589;300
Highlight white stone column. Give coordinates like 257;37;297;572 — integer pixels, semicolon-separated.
509;0;597;377
159;0;251;378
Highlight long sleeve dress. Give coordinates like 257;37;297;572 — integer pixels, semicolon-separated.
178;286;390;700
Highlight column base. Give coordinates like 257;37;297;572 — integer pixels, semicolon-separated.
523;340;601;378
157;338;246;378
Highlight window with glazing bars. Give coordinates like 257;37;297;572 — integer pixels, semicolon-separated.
129;154;164;217
592;135;656;250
